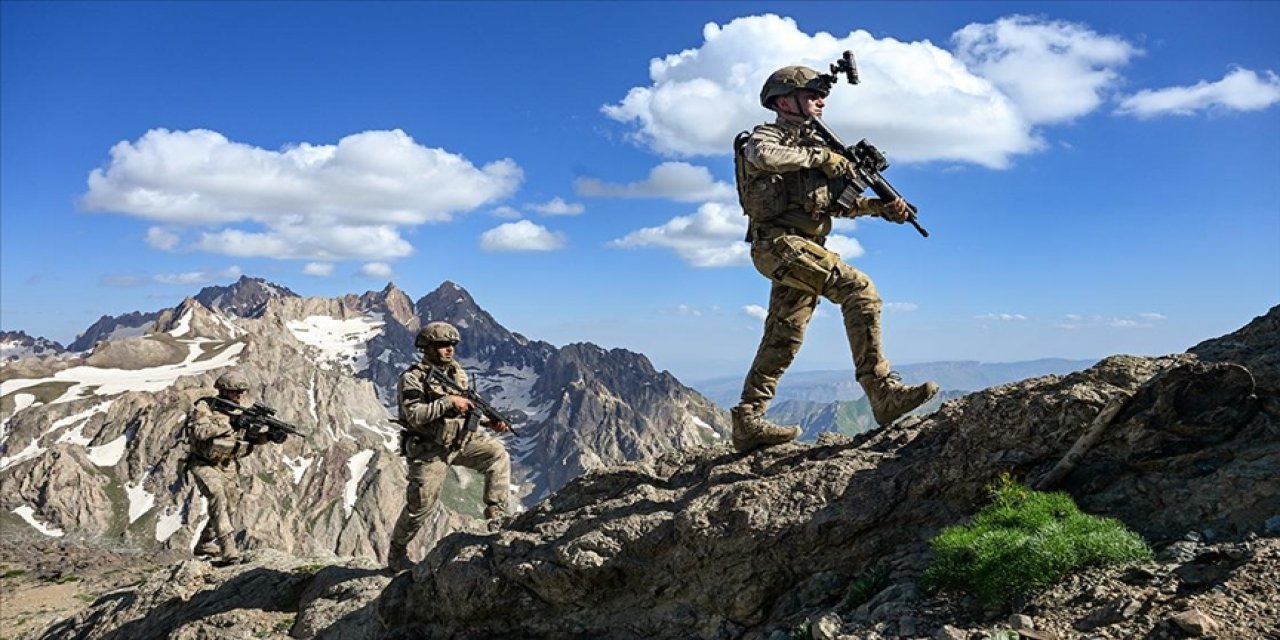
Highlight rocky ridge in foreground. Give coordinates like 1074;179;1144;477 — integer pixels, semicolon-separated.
21;306;1280;639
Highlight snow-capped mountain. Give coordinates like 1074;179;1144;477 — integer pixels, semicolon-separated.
0;277;729;562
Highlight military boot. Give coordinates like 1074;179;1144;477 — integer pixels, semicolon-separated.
861;373;939;427
213;534;242;566
386;541;412;573
731;405;801;453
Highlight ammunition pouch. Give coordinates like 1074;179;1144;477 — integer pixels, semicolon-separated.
192;436;243;466
751;234;840;296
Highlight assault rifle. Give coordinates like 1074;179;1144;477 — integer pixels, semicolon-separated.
812;50;929;238
426;366;520;437
202;396;306;444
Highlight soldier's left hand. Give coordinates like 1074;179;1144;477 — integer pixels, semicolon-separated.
876;197;911;223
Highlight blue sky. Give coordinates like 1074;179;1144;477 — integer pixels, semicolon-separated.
2;1;1278;381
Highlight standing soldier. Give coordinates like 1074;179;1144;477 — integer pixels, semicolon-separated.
731;65;939;453
186;369;269;564
387;321;511;572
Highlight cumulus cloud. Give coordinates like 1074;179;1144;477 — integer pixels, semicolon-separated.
602;13;1061;168
491;205;523;219
610;202;749;267
952;15;1139;124
976;312;1028;321
303;262;334;277
611;200;869;268
81;128;522;260
824;235;866;260
359;262;393;279
196;223;413;261
576;162;736;202
1115;68;1280;118
743;304;768;321
154;266;243;285
145;227;181;251
527;197;585;216
480;221;567;252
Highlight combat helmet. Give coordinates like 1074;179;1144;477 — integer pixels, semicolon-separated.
760;65;829;108
415;321;461;349
214;370;250;392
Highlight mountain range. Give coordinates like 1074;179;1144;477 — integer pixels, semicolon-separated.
0;276;727;561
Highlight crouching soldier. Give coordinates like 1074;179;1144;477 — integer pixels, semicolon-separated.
185;369;270;565
387;321;511;572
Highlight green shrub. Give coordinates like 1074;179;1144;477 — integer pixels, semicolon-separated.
843;564;889;609
924;474;1152;606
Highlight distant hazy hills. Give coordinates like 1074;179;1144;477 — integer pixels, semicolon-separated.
691;358;1099;409
692;358;1098;438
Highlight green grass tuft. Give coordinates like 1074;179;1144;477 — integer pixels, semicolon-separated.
924;474;1152;606
844;564;890;609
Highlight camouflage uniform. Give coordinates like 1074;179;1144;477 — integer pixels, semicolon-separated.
186;380;263;562
733;67;938;452
388;358;511;564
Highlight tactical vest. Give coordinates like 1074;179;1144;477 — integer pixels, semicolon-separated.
734;126;836;243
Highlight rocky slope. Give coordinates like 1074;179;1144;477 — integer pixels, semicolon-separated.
1;331;68;362
26;306;1278;640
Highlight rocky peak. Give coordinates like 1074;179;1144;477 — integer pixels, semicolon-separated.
356;282;417;330
66;310;161;352
0;330;66;361
193;275;299;318
415;281;527;366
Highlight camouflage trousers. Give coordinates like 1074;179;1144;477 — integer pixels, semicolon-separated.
740;236;892;414
189;461;241;552
390;434;511;548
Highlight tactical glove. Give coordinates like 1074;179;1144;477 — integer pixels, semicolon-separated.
869;198;910;223
816;148;855;179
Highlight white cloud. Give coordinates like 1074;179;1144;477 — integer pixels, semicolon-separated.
976;312;1028;321
527;197;585;216
480;221;566;252
196;223;413;261
952;15;1139;124
303;262;334;277
669;304;703;317
1139;312;1167;321
358;262;393;279
576;162;736;202
1116;67;1280;118
611;201;749;267
743;304;768;321
154;266;243;285
824;235;866;260
492;205;523;219
145;227;181;251
885;302;919;312
602;13;1048;168
82;128;522;260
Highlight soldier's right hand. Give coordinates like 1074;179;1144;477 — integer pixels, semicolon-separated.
449;395;474;414
816;148;855;179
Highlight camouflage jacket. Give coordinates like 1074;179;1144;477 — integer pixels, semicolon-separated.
186;400;255;465
738;116;875;241
398;360;469;449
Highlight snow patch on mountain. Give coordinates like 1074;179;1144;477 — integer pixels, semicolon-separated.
155;506;183;542
125;479;155;523
287;315;386;372
0;439;45;471
0;339;243;406
87;435;128;466
105;323;150;343
282;454;315;484
12;505;64;537
351;418;398;452
344;449;375;515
